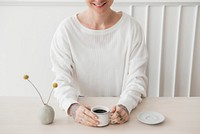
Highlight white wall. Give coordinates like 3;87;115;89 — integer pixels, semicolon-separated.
0;3;84;97
0;0;200;97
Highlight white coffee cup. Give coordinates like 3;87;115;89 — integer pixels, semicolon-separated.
91;106;110;127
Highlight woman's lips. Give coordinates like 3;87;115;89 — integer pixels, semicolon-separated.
93;2;106;8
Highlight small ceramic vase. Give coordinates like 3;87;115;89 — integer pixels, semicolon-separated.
23;75;57;125
38;104;55;125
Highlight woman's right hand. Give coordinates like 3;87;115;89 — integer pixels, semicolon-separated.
68;103;99;127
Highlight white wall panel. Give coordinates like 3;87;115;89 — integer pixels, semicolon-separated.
146;6;163;97
131;3;200;97
160;6;179;97
175;6;197;97
191;7;200;96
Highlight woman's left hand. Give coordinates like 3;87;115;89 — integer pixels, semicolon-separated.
110;105;130;124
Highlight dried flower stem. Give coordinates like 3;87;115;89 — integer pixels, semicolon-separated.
27;79;45;105
24;75;57;105
46;88;53;105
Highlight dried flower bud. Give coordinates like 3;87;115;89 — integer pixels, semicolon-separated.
23;75;29;80
52;83;58;88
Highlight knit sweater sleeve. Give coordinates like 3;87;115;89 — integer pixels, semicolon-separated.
117;21;148;113
50;22;79;114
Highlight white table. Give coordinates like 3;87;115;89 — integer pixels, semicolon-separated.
0;97;200;134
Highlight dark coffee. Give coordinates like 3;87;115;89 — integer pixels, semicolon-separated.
93;109;107;113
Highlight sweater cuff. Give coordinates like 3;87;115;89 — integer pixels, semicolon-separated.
117;92;142;114
117;97;137;114
60;98;78;116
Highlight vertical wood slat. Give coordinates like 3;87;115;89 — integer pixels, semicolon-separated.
157;5;166;97
130;5;134;17
145;5;149;96
145;5;149;44
188;5;199;97
172;5;182;97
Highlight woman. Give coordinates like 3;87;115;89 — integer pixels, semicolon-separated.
50;0;148;127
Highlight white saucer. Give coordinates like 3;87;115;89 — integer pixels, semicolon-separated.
137;111;165;125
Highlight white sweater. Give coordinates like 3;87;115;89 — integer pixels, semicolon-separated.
50;12;148;114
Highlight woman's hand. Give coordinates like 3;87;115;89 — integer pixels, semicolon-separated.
110;105;130;124
68;103;99;127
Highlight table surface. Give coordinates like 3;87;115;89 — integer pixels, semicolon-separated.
0;97;200;134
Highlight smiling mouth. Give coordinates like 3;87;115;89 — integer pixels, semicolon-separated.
93;2;106;8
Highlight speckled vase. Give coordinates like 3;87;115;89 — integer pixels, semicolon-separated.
38;105;55;125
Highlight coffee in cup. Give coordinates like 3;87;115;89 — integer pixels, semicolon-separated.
91;106;110;127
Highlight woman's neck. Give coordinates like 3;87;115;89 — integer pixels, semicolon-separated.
77;9;122;30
